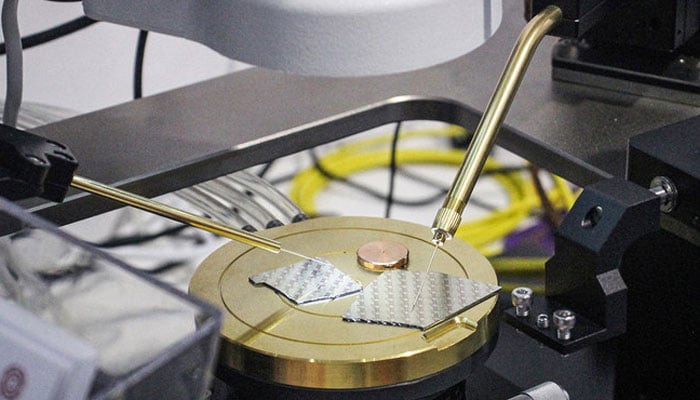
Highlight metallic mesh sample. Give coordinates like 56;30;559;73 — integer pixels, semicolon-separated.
343;270;500;330
249;258;362;305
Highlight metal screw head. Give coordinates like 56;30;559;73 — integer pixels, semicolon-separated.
536;313;550;329
511;287;533;317
553;309;576;340
649;176;677;213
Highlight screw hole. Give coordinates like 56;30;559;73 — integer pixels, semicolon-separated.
581;206;603;229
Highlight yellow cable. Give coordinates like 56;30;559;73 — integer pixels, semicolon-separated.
288;126;574;266
490;257;548;274
291;150;532;255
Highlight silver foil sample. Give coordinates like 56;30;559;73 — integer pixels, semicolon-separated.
343;269;499;330
249;258;362;305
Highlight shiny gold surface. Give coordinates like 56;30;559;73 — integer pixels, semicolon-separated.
356;240;409;272
432;5;563;243
190;217;498;389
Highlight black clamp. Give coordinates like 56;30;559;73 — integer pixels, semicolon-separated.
0;123;78;202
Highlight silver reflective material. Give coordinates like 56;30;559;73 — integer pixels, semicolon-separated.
249;258;362;305
343;270;500;330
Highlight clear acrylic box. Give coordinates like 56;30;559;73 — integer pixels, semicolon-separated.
0;197;221;400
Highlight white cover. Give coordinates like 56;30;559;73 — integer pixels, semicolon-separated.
83;0;502;76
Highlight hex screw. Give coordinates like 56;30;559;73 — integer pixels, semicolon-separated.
536;313;550;329
553;309;576;340
511;287;533;317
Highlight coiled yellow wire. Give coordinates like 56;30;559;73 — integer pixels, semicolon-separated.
289;126;577;277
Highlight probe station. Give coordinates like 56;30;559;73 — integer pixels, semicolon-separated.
0;1;697;399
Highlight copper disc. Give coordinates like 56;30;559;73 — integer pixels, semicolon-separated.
357;239;409;271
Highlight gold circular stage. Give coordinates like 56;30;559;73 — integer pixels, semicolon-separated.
190;217;499;391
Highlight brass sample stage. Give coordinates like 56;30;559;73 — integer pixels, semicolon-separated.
189;217;499;394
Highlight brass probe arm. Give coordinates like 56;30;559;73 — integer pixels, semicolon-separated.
431;5;563;245
71;175;282;253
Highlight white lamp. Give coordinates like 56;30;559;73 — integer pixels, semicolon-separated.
83;0;502;76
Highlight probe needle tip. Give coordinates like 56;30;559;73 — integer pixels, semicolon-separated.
280;247;329;266
410;242;440;311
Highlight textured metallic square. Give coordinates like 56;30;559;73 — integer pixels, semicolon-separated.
249;258;362;305
342;270;500;330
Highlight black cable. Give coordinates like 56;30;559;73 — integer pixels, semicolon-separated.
93;224;192;248
3;0;22;127
484;165;531;176
309;149;448;207
268;172;298;186
384;122;402;218
529;164;562;230
312;148;533;209
398;165;528;191
134;30;148;99
141;260;188;275
257;159;275;179
0;16;96;55
396;168;498;211
395;168;448;191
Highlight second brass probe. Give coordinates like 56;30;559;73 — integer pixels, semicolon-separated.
413;6;562;310
431;5;563;246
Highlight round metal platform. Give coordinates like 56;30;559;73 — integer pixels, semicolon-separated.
190;216;499;395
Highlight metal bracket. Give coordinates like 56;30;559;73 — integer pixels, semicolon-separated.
506;177;660;353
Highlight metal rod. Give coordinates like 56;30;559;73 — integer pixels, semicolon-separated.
71;175;282;253
431;6;563;244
